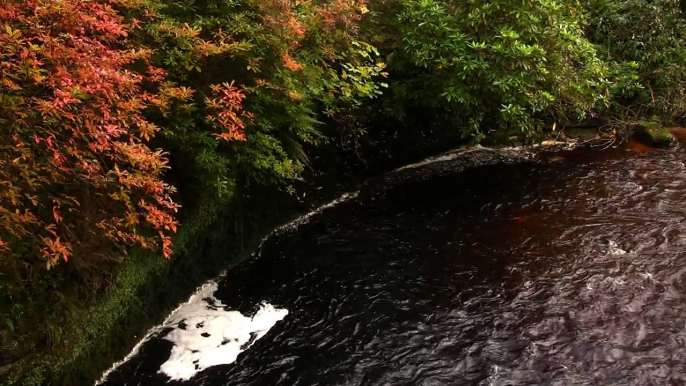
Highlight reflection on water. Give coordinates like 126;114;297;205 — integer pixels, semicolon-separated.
101;138;686;386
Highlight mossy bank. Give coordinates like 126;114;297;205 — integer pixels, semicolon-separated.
6;0;686;384
632;122;676;148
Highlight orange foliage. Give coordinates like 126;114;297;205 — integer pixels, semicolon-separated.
282;53;304;72
205;82;251;141
255;0;369;71
0;0;178;271
317;0;368;32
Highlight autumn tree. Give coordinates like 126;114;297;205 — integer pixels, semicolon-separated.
120;0;386;201
0;0;178;280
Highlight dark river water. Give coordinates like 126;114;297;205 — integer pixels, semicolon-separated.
101;136;686;386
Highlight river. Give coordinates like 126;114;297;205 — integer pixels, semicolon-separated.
99;136;686;385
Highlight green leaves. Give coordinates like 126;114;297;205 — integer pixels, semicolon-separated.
127;0;384;202
373;0;607;141
586;0;686;123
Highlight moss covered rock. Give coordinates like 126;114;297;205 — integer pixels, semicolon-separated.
633;122;676;148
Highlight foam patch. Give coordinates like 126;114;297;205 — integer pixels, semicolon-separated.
158;282;289;381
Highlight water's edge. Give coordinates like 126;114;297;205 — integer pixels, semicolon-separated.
95;145;535;384
101;137;686;385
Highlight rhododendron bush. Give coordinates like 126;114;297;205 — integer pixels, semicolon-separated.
0;0;178;276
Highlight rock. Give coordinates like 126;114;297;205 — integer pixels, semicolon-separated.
632;122;676;148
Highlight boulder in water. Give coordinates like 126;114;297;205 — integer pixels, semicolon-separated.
632;122;676;148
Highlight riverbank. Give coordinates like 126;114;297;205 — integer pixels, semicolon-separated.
6;126;665;385
100;127;686;386
5;0;686;383
96;145;540;384
4;127;471;385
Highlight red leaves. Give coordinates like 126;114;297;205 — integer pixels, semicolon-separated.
161;234;173;259
52;89;78;108
206;82;250;141
0;0;178;270
282;53;303;72
254;0;368;72
41;237;72;266
0;238;9;252
52;201;63;224
0;0;373;275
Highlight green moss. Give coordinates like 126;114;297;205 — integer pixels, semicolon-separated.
14;255;163;386
3;178;355;385
5;202;230;386
633;122;676;148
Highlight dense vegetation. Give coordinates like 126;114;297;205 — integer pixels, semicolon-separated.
2;0;686;384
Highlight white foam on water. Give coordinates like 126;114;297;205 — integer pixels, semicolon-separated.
159;282;288;381
97;190;357;384
95;281;288;384
393;146;487;172
608;240;627;255
256;191;359;250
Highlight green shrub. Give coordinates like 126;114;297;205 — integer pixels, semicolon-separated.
366;0;608;142
586;0;686;123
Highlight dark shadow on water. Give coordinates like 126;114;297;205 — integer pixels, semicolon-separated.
102;144;686;385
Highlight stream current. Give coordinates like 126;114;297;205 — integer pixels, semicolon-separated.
101;139;686;385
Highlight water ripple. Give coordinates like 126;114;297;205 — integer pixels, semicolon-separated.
102;143;686;385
